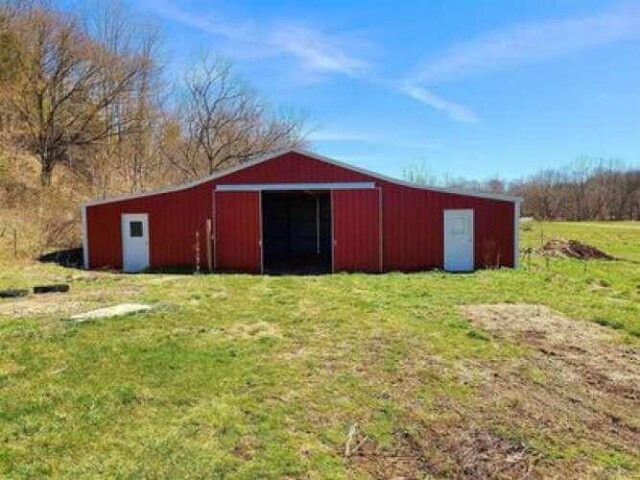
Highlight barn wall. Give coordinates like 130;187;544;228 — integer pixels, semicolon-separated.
380;184;515;271
218;152;366;184
85;151;516;271
86;182;211;269
214;152;515;270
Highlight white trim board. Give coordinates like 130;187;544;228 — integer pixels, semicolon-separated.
259;190;264;274
216;182;375;192
82;148;522;207
514;201;521;268
81;205;89;269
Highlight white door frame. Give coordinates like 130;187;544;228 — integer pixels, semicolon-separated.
121;213;150;273
444;209;474;272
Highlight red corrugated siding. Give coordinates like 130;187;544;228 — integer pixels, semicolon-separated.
381;184;514;270
220;152;366;184
86;151;515;272
332;189;381;272
87;182;211;269
214;191;261;273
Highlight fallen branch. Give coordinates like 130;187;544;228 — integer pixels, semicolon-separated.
344;423;368;457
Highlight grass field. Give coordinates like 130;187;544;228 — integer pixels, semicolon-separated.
0;221;638;478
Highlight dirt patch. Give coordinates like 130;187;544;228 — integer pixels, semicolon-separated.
0;287;142;318
538;238;614;260
351;427;538;479
461;304;639;401
457;304;640;472
349;431;432;479
352;304;640;478
0;293;88;317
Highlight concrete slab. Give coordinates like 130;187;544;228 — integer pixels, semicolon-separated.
71;303;153;322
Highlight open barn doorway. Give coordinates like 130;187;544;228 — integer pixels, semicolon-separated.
262;191;332;274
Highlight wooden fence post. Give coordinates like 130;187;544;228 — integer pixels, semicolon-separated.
206;219;212;272
195;230;200;274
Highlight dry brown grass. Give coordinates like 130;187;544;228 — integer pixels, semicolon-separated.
348;304;639;479
0;282;143;318
457;304;639;477
463;304;639;403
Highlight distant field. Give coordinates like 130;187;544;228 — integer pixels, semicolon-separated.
0;221;638;478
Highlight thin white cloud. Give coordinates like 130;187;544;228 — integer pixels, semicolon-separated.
270;24;367;76
413;4;640;83
149;0;368;77
306;131;373;142
149;0;256;44
401;86;479;124
307;130;446;150
402;4;640;122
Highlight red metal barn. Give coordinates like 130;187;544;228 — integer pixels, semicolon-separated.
82;150;521;273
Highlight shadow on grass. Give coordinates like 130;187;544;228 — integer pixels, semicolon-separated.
144;267;333;276
38;248;83;268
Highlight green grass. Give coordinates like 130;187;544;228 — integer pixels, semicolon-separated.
0;221;638;478
519;220;640;336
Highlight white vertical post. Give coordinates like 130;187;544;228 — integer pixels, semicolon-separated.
81;205;89;269
330;190;335;273
514;200;521;268
259;190;264;274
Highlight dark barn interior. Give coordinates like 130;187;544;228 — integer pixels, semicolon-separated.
262;191;332;274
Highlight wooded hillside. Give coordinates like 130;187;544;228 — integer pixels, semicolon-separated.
0;0;304;255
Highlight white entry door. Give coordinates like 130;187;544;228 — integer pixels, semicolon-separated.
444;209;474;272
121;213;149;273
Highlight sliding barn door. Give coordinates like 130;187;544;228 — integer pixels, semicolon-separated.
332;189;382;272
215;191;262;273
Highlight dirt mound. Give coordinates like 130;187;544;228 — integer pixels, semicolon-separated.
539;238;614;260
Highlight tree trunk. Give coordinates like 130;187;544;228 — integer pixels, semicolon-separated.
40;156;54;186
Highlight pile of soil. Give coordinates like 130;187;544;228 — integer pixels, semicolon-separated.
539;238;614;260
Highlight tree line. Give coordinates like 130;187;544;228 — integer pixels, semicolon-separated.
404;157;640;221
510;159;639;221
0;0;304;194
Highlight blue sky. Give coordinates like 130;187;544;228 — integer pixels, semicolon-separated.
69;0;640;180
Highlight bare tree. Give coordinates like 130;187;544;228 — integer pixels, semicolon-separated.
512;158;639;221
402;162;442;186
402;155;639;221
7;6;147;185
83;0;166;194
168;54;304;179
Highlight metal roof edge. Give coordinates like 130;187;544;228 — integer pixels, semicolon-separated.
83;147;522;207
